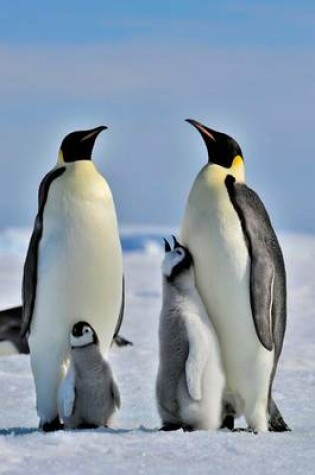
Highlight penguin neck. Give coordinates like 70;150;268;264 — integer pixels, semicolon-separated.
199;160;245;189
48;159;109;205
163;268;197;297
71;345;104;373
64;160;97;173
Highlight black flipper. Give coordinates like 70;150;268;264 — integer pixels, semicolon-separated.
21;167;66;337
225;175;289;430
0;306;29;353
225;175;287;352
113;276;126;340
112;276;133;346
110;378;121;410
0;304;131;350
112;335;133;347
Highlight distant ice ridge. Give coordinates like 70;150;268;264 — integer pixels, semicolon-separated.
0;226;178;257
0;228;31;257
121;227;173;255
1;226;314;259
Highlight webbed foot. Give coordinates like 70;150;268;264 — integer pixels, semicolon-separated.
159;423;182;432
220;415;235;431
232;427;258;435
40;417;63;432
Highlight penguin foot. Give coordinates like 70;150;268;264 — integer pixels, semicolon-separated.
182;425;195;432
232;428;258;435
159;423;182;432
40;417;64;432
78;422;99;430
220;415;235;431
113;335;133;347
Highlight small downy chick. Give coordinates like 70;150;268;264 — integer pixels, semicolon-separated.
58;321;121;429
156;236;225;431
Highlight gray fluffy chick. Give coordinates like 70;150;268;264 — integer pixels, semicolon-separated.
156;236;225;431
58;321;121;429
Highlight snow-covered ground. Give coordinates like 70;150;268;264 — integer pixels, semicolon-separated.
0;228;314;474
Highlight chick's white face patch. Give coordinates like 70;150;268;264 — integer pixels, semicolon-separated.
70;325;94;348
162;248;186;277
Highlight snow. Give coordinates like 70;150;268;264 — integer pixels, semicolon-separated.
0;229;314;474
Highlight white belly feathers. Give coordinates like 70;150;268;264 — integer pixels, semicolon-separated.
181;170;273;390
30;162;122;354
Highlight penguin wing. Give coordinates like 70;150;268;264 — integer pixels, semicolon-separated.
110;377;121;409
21;167;66;337
0;306;29;353
225;176;286;351
113;276;125;340
58;364;76;418
185;317;210;401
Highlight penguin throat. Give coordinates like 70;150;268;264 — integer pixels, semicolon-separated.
71;342;95;350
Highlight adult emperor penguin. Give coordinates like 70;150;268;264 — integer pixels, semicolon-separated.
58;321;121;429
21;126;124;431
180;119;290;432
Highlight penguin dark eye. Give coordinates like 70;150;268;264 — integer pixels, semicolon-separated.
84;328;89;334
176;250;183;256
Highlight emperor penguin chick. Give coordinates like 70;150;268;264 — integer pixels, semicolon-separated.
156;237;225;431
58;322;121;429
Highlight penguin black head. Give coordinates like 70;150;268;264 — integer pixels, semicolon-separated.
70;321;99;348
162;236;193;282
59;126;107;163
186;119;243;169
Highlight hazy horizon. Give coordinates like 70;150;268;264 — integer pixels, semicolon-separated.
0;1;314;233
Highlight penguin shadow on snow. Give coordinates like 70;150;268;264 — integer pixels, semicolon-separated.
0;424;293;437
0;427;39;437
63;426;158;435
0;426;142;437
0;426;159;437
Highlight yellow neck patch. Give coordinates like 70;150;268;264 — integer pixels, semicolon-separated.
199;155;245;189
232;155;243;169
57;150;65;165
231;155;245;182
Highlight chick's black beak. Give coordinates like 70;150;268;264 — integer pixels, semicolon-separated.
172;235;181;248
163;238;171;253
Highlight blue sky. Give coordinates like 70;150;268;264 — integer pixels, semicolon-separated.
0;0;314;231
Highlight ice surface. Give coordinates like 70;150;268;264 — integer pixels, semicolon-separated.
0;229;314;474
